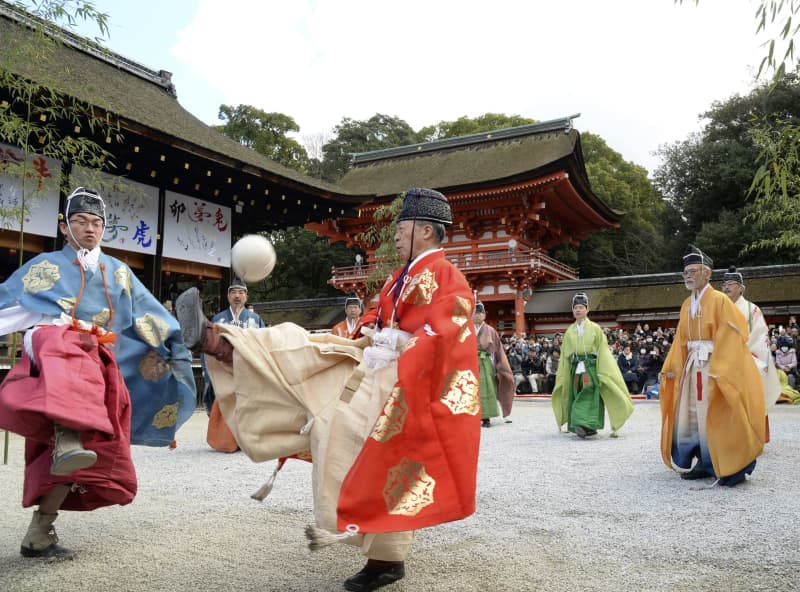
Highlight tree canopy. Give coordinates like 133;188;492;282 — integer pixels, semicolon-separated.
653;72;800;265
320;114;421;182
245;227;359;302
215;104;309;172
418;113;537;141
553;133;668;277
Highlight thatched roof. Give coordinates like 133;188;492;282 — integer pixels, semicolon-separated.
0;4;371;203
337;117;621;224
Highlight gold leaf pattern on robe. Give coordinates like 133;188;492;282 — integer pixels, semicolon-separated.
115;266;132;298
383;457;436;516
134;313;170;348
402;269;438;306
403;336;418;352
152;403;178;429
452;295;471;327
138;349;170;382
92;308;110;327
57;296;77;313
440;369;480;415
370;387;408;443
296;450;313;461
22;261;60;294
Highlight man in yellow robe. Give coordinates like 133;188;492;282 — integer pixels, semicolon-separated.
660;246;766;487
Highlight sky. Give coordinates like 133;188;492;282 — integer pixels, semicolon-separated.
72;0;772;176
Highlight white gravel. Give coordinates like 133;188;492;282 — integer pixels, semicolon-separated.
1;401;798;592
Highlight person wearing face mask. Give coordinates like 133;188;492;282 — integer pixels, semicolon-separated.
659;245;765;487
551;292;633;439
641;345;663;390
775;335;798;388
636;345;650;390
0;187;196;559
721;266;782;440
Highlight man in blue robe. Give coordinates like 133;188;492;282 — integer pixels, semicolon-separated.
0;187;196;559
202;278;265;413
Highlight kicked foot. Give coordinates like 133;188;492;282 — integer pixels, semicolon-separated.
50;449;97;476
175;288;208;351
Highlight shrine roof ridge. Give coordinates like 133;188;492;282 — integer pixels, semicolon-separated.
0;1;175;97
351;115;581;165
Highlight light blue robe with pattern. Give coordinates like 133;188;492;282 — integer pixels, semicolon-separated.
0;245;196;445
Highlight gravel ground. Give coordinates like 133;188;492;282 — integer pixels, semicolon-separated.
1;401;798;592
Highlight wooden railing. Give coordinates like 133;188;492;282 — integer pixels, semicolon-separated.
330;248;578;283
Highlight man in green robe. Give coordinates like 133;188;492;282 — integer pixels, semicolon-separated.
473;302;514;427
551;293;634;438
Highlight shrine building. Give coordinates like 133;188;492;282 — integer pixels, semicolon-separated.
308;118;623;335
0;2;371;314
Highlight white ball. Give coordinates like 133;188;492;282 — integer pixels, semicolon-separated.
231;234;276;282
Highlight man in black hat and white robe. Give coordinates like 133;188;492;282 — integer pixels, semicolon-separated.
721;266;781;439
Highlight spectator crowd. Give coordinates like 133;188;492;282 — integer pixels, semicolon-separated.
502;318;800;397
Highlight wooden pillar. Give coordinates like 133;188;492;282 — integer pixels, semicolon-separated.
514;290;526;336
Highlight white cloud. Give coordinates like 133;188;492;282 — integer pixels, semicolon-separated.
172;0;768;174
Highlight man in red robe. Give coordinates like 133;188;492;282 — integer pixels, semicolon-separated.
177;187;480;592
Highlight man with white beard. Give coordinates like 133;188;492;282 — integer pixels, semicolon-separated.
659;246;766;487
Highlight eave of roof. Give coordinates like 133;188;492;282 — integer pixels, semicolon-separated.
338;123;622;225
0;4;373;206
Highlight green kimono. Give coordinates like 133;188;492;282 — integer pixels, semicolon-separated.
552;319;634;433
478;351;502;419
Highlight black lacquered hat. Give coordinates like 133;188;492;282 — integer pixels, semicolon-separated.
396;187;452;226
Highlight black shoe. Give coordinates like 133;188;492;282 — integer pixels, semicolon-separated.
584;428;597;436
481;419;491;428
343;562;405;592
575;426;587;439
20;543;74;560
717;460;756;487
175;288;207;351
680;466;713;480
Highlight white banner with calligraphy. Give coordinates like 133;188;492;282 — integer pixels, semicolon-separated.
71;167;159;255
0;143;61;237
162;192;231;267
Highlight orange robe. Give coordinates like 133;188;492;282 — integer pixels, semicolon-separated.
660;286;765;478
344;249;480;533
331;319;359;339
